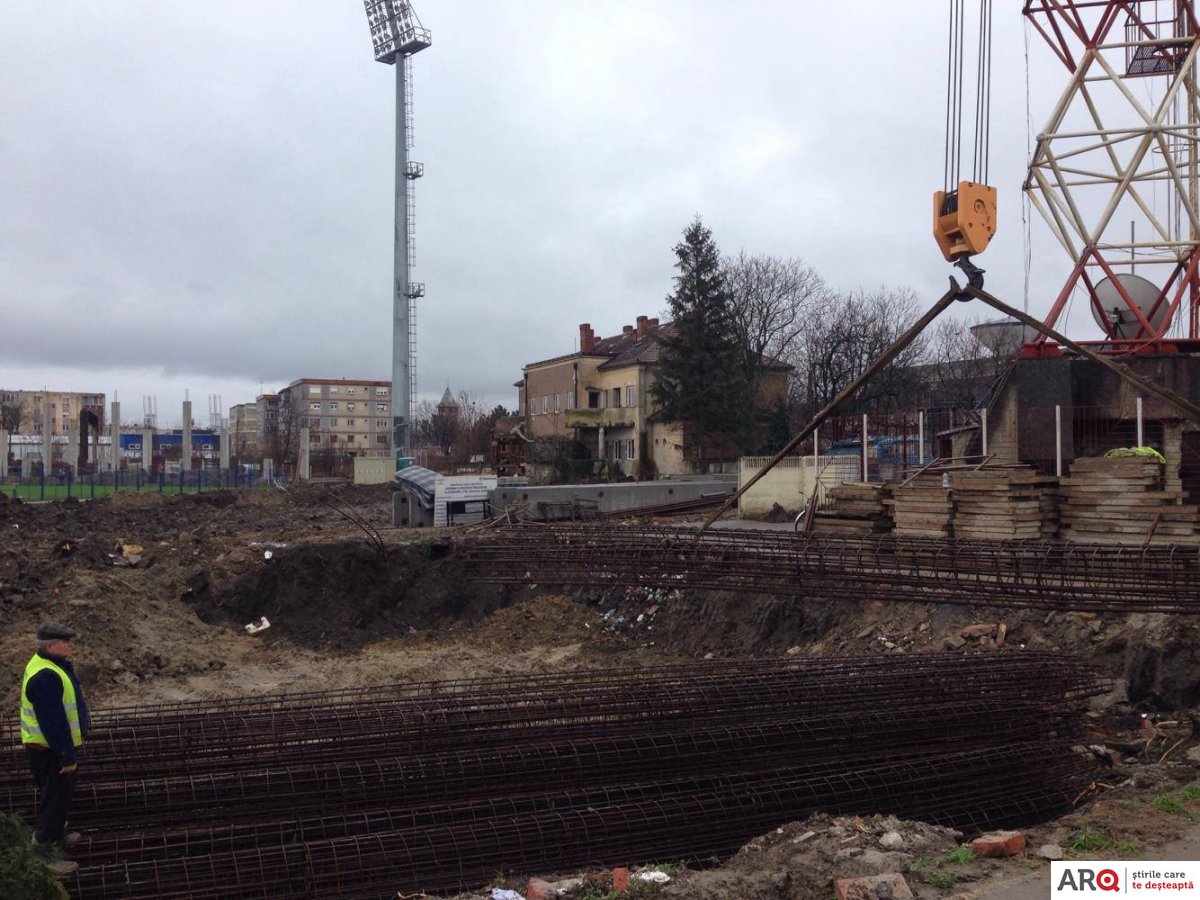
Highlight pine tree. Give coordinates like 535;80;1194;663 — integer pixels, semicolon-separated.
650;217;753;468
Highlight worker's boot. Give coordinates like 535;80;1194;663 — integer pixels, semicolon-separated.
31;840;78;878
44;858;79;878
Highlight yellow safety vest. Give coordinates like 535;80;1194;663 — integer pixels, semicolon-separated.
20;655;83;748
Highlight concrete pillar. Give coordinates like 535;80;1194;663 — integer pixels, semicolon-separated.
41;405;53;475
298;427;311;480
141;428;154;473
219;427;230;471
67;419;80;477
110;400;121;472
181;400;192;473
0;429;8;478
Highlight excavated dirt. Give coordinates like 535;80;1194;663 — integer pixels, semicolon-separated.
7;488;1200;898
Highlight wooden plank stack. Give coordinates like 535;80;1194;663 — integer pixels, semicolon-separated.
949;468;1060;541
889;473;955;538
1059;457;1198;545
810;482;893;535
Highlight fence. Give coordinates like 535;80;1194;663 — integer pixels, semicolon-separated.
0;468;278;502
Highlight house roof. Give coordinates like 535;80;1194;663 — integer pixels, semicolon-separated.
438;386;457;407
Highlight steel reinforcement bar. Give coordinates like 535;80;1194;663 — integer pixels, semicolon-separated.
457;522;1200;612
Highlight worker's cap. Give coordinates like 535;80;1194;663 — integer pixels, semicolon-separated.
37;622;75;642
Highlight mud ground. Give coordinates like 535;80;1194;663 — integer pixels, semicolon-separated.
4;485;1200;898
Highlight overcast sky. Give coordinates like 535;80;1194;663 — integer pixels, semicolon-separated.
0;2;1110;427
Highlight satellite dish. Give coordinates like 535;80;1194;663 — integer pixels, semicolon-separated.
1089;273;1169;339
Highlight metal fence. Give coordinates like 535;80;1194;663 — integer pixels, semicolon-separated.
0;468;278;502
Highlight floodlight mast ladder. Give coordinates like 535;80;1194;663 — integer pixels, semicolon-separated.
1023;0;1200;351
363;1;430;456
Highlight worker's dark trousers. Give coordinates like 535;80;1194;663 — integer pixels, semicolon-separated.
26;746;76;847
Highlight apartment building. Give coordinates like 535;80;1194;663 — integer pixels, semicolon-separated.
228;402;259;459
281;378;392;457
0;389;105;435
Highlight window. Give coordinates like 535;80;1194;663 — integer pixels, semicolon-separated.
626;385;634;407
376;403;388;412
588;391;600;409
377;435;387;445
376;388;388;396
347;403;356;411
347;435;355;443
310;402;320;411
554;394;560;413
566;393;575;410
614;441;623;460
529;398;536;416
627;439;635;459
377;419;387;428
330;386;339;394
612;388;621;408
600;390;608;409
309;386;321;395
542;396;548;414
329;402;339;410
348;387;357;395
346;419;355;428
328;419;338;427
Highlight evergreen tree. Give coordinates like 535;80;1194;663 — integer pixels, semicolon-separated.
651;217;753;468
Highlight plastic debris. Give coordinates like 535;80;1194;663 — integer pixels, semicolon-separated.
637;870;672;884
491;890;525;900
244;617;271;635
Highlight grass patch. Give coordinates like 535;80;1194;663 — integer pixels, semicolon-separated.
908;856;936;872
1024;859;1042;871
930;871;957;889
1153;786;1200;820
942;845;975;865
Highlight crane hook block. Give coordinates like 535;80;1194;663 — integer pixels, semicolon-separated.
933;181;997;261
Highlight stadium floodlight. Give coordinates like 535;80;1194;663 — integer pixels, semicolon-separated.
364;1;430;65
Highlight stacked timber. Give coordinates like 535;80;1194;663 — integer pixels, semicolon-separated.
810;482;893;535
950;467;1060;541
890;473;954;538
1059;457;1197;545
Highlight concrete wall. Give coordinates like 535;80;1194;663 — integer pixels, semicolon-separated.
737;456;843;518
354;457;395;485
489;478;734;518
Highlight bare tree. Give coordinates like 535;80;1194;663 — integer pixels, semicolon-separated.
790;287;932;419
264;390;305;466
0;397;21;433
927;316;1023;409
724;251;830;392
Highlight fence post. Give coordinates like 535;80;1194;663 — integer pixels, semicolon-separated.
39;468;44;502
861;414;869;482
159;471;164;494
981;409;989;457
918;410;925;464
1055;405;1063;477
89;473;95;500
1136;397;1144;447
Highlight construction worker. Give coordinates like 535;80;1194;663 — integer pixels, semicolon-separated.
20;622;89;878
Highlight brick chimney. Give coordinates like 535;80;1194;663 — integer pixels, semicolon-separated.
636;315;649;338
580;323;595;353
622;324;634;335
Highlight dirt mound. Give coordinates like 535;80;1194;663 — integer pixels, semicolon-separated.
197;541;514;649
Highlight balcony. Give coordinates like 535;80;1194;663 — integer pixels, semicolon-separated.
565;408;635;429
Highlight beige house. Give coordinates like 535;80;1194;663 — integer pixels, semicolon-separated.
0;389;105;435
281;378;392;457
518;316;790;477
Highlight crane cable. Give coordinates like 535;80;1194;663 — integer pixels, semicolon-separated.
944;0;994;192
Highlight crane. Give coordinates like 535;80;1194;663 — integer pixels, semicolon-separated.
933;0;998;293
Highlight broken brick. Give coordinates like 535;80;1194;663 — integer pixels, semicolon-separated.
961;623;997;639
526;878;555;900
612;867;630;891
971;830;1027;858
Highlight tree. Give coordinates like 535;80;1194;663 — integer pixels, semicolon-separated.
789;287;932;420
0;397;20;433
651;217;753;467
927;316;1022;409
724;251;829;394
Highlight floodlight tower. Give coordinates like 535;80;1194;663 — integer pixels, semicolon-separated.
363;1;430;456
1024;0;1200;350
